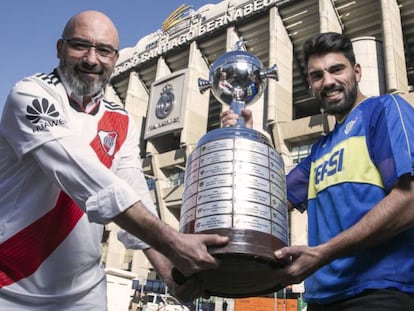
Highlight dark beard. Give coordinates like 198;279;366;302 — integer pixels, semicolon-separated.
320;79;358;116
59;59;107;97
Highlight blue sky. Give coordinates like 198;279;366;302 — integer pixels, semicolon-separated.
0;0;218;113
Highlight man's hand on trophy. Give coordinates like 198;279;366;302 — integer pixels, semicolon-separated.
147;250;212;303
167;271;211;302
170;233;228;276
167;232;228;301
220;108;253;128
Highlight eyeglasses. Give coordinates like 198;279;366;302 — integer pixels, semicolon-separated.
61;38;118;58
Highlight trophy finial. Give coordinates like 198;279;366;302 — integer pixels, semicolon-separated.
233;37;247;51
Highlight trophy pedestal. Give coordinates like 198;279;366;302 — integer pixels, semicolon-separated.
179;127;289;297
196;228;287;297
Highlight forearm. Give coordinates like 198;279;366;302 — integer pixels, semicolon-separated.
113;202;178;261
320;176;414;262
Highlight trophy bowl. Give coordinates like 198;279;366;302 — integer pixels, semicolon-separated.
179;45;287;297
210;50;267;106
199;47;278;125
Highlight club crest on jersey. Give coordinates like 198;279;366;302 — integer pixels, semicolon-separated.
344;118;357;135
98;130;118;156
26;98;66;132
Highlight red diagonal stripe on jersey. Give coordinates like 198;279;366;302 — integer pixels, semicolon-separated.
90;111;128;168
0;192;84;288
0;109;128;288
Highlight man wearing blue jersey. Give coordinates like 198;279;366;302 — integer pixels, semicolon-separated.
221;32;414;310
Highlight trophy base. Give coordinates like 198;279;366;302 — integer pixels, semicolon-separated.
196;228;288;298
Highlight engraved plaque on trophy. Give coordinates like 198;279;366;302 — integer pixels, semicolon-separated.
178;40;288;297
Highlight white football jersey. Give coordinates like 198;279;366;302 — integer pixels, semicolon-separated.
0;70;157;310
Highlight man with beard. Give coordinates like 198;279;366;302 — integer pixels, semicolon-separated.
221;32;414;310
0;11;228;310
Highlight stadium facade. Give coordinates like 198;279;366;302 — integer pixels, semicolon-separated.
101;0;414;297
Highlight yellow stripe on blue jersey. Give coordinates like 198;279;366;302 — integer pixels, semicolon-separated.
308;136;383;199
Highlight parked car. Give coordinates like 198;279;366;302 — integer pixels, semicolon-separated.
141;292;190;311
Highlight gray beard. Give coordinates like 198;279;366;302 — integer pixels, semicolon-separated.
59;61;106;97
67;76;103;97
61;69;103;97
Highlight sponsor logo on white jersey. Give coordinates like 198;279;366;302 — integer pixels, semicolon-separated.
26;98;66;132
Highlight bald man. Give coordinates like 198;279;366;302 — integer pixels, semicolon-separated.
0;11;227;310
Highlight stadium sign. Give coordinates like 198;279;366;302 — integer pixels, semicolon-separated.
113;0;282;77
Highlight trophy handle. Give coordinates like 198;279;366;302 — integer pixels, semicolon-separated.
198;78;211;94
260;64;278;81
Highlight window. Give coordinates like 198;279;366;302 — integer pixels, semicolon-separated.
290;143;313;164
167;170;185;187
146;177;156;190
161;167;185;188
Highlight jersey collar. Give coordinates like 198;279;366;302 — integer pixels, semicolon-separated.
55;67;104;114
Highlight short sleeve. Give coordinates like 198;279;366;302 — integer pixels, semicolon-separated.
367;95;414;191
286;153;313;212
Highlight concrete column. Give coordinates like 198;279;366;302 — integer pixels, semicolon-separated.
180;41;211;147
380;0;408;93
268;6;293;124
104;223;126;269
104;84;122;104
151;154;179;228
319;0;342;33
146;57;171;157
124;71;150;136
188;40;209;73
268;6;292;163
352;37;385;96
155;56;171;79
131;250;152;280
226;26;240;51
103;222;154;281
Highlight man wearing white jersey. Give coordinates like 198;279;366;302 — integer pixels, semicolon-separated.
0;10;227;310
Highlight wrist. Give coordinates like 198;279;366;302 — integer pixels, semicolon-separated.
158;223;181;259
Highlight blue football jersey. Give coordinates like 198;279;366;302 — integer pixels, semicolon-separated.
287;94;414;303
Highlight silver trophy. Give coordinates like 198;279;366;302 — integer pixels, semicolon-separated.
198;40;278;127
178;40;288;297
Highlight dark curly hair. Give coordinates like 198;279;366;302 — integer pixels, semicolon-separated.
302;32;356;74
